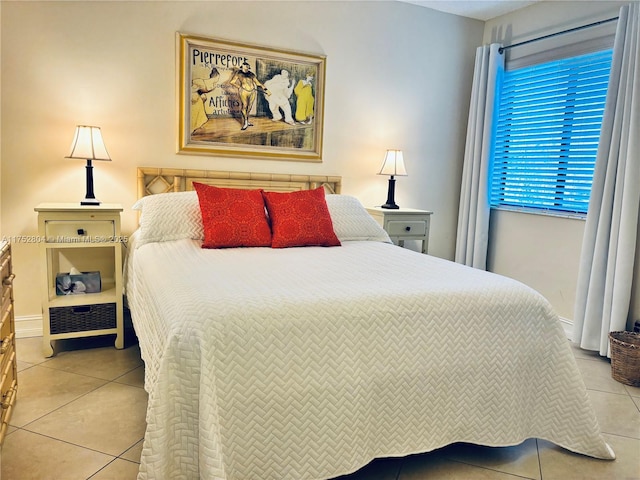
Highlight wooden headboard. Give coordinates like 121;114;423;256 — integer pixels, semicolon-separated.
137;167;342;198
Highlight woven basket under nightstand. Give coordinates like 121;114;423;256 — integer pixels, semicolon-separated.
49;303;116;335
609;331;640;387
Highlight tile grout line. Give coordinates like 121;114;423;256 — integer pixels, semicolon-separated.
10;380;109;430
8;426;121;460
10;365;144;434
86;456;141;480
441;457;539;480
13;423;145;475
18;412;145;460
21;353;145;385
536;438;544;480
394;459;402;480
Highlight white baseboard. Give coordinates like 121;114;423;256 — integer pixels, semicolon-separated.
15;315;43;338
559;316;573;341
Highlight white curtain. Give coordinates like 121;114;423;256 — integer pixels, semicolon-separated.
573;3;640;356
455;43;504;269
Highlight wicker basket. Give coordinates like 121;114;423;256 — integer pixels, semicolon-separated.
609;331;640;387
49;303;116;335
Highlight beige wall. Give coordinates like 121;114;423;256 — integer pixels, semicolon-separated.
483;1;629;322
0;1;483;321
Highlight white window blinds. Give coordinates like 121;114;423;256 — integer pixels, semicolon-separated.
490;49;613;214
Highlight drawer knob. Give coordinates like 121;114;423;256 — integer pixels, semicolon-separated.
405;226;411;232
77;228;86;236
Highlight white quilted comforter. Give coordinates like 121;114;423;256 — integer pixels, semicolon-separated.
126;237;614;480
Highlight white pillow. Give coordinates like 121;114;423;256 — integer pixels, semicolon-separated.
325;194;391;243
132;191;204;246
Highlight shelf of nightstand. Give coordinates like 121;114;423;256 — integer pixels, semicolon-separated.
46;282;118;306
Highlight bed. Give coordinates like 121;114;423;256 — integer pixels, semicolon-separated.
126;167;614;480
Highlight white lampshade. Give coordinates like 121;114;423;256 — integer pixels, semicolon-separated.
66;125;111;161
378;149;407;177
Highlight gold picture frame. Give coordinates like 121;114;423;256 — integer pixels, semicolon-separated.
177;33;326;162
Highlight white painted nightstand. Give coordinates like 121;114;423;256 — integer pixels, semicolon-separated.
35;203;124;357
366;207;433;254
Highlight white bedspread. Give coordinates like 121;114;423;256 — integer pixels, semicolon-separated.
126;237;614;480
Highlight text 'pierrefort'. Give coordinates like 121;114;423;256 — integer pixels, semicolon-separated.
192;49;249;68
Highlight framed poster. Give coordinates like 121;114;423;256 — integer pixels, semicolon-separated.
177;33;326;162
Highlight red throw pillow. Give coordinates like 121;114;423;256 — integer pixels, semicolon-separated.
262;187;341;248
193;182;272;248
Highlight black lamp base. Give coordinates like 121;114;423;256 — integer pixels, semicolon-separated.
381;176;400;209
81;159;101;206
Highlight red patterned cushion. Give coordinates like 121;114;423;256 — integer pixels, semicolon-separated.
193;182;271;248
262;187;341;248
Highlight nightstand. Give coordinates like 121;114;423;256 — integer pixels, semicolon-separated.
35;203;124;357
366;207;433;254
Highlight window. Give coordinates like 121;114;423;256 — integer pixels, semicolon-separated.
490;49;613;215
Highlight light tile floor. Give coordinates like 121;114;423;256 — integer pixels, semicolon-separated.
2;336;639;479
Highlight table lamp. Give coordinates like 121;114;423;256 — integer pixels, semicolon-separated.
378;149;407;209
66;125;111;206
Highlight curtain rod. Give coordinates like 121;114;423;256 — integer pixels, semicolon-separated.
498;16;619;54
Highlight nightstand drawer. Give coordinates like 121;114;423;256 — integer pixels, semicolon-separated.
45;220;115;242
386;220;427;236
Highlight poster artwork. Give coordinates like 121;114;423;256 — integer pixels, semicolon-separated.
181;37;324;161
